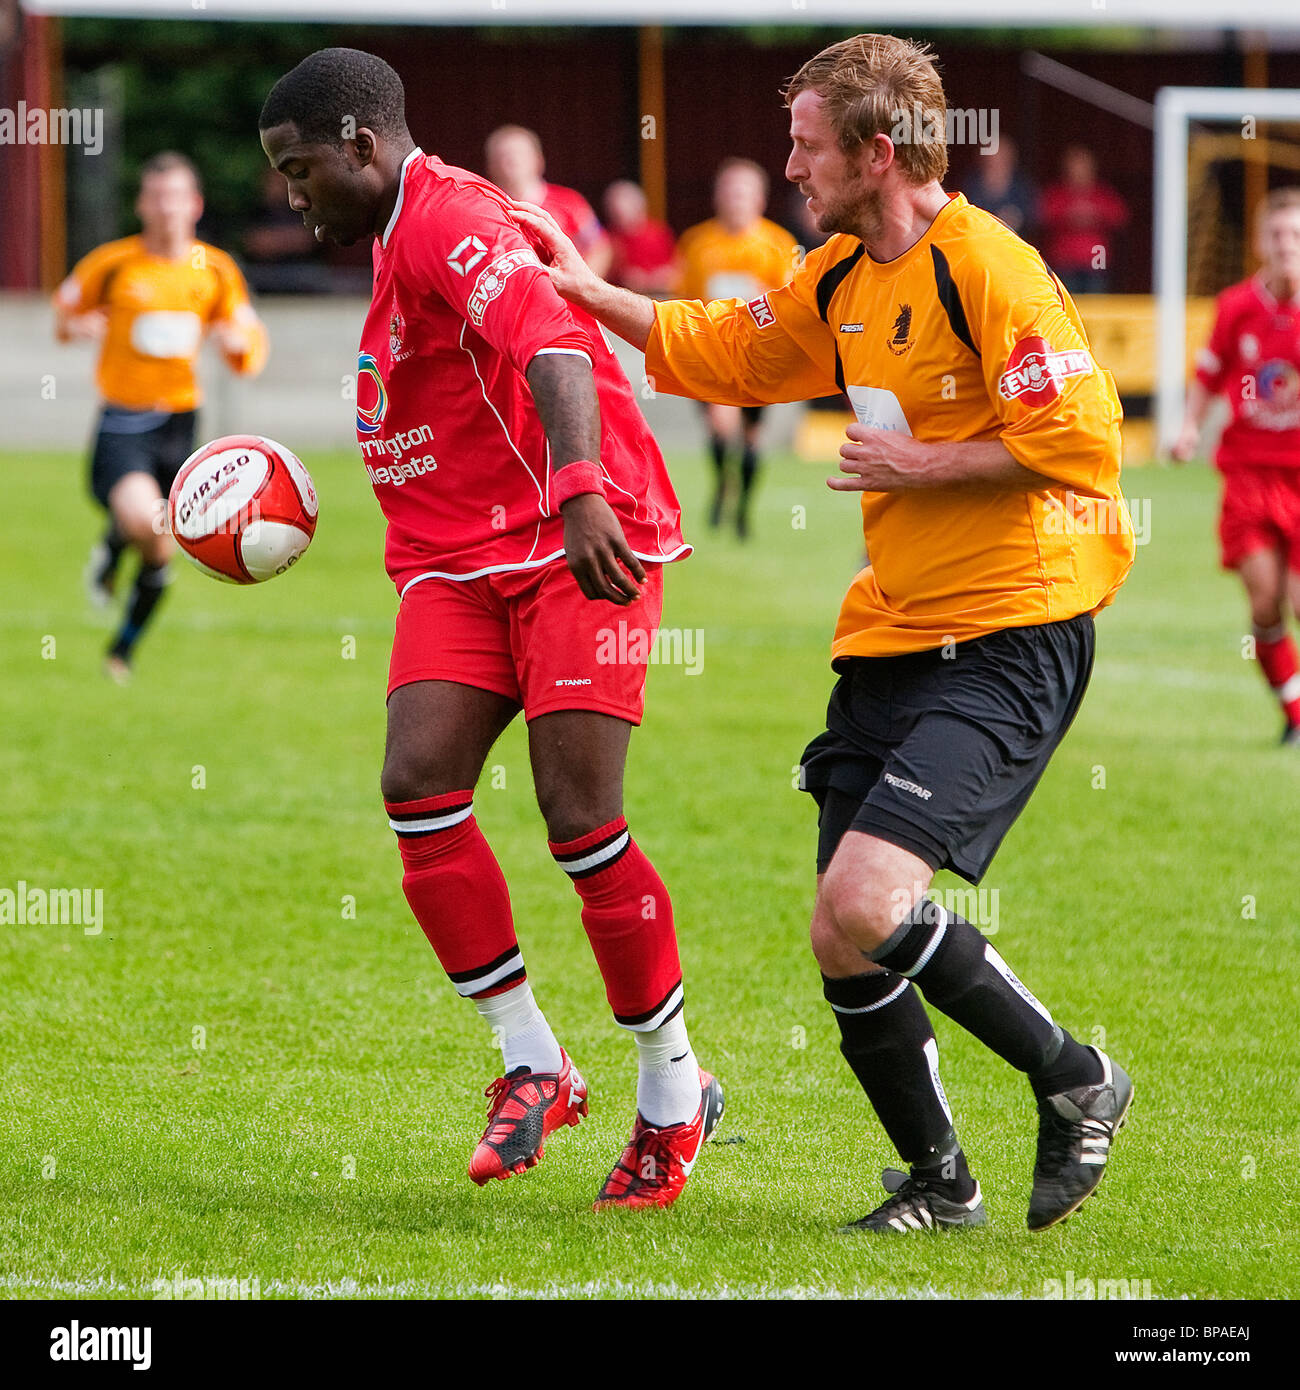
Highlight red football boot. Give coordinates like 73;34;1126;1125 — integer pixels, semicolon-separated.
593;1069;724;1210
468;1049;588;1186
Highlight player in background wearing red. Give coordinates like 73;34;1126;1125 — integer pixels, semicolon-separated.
260;49;721;1209
603;180;678;296
1173;188;1300;743
485;124;613;279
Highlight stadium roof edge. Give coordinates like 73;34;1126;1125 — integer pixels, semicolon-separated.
18;0;1300;29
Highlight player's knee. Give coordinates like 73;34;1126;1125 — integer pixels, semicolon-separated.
535;780;618;845
809;906;860;974
1251;600;1285;631
141;530;173;568
820;859;908;950
380;749;470;805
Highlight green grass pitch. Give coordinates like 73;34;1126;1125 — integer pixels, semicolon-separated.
1;445;1296;1300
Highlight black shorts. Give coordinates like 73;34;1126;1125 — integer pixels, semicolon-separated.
89;406;198;509
799;613;1096;883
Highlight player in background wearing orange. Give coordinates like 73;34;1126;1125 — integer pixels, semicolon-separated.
517;32;1136;1235
484;125;612;278
54;153;268;682
1172;188;1300;743
676;159;799;538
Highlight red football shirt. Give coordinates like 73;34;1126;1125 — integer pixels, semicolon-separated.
359;151;689;595
540;182;605;256
1196;275;1300;470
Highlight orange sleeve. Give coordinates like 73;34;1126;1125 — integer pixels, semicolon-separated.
644;246;839;407
54;240;123;316
207;249;269;377
958;249;1123;492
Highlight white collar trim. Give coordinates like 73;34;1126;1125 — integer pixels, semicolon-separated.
382;147;423;249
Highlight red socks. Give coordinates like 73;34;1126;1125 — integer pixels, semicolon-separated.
549;817;684;1032
388;794;684;1032
385;791;524;999
1254;626;1300;728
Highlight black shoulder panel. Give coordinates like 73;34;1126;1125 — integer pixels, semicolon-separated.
929;244;978;359
816;244;865;323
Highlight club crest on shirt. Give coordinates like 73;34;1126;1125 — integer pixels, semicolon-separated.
887;303;915;355
389;305;409;360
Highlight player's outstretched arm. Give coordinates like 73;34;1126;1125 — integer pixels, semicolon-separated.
525;351;646;606
1169;380;1211;463
512;201;656;351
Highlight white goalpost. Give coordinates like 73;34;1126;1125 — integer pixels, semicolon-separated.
1154;86;1300;454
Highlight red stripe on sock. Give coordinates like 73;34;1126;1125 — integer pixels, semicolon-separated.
559;828;682;1026
390;804;521;987
385;789;475;818
548;816;628;857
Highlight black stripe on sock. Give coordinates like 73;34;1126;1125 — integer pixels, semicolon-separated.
446;946;523;986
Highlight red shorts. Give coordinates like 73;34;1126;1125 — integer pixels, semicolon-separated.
388;560;665;723
1218;465;1300;571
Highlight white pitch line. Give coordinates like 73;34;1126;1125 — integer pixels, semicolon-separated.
0;1272;1021;1301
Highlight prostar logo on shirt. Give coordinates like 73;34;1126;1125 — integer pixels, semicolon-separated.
998;336;1093;407
356;351;388;435
468;248;537;326
446;234;488;277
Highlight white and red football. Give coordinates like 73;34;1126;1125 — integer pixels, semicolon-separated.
167;434;318;584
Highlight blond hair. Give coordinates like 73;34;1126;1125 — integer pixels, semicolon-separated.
783;33;948;185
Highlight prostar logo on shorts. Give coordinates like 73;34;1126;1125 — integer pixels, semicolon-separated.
468;248;536;325
998;336;1094;407
746;294;775;329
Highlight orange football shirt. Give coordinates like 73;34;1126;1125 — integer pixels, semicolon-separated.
675;216;800;303
646;193;1135;659
56;235;267;412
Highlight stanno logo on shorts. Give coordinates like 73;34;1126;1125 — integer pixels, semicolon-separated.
883;771;933;801
746;294;775;329
554;677;592;686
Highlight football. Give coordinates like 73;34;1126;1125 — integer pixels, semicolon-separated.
167;434;318;584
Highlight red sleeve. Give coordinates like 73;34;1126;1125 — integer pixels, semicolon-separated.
1195;293;1234;393
401;179;592;376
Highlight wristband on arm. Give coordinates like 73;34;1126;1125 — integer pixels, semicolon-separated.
551;460;606;508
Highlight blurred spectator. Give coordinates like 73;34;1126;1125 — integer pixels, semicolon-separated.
242;166;331;294
603;179;677;295
678;158;799;539
962;136;1036;240
485;124;612;278
1039;145;1129;294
